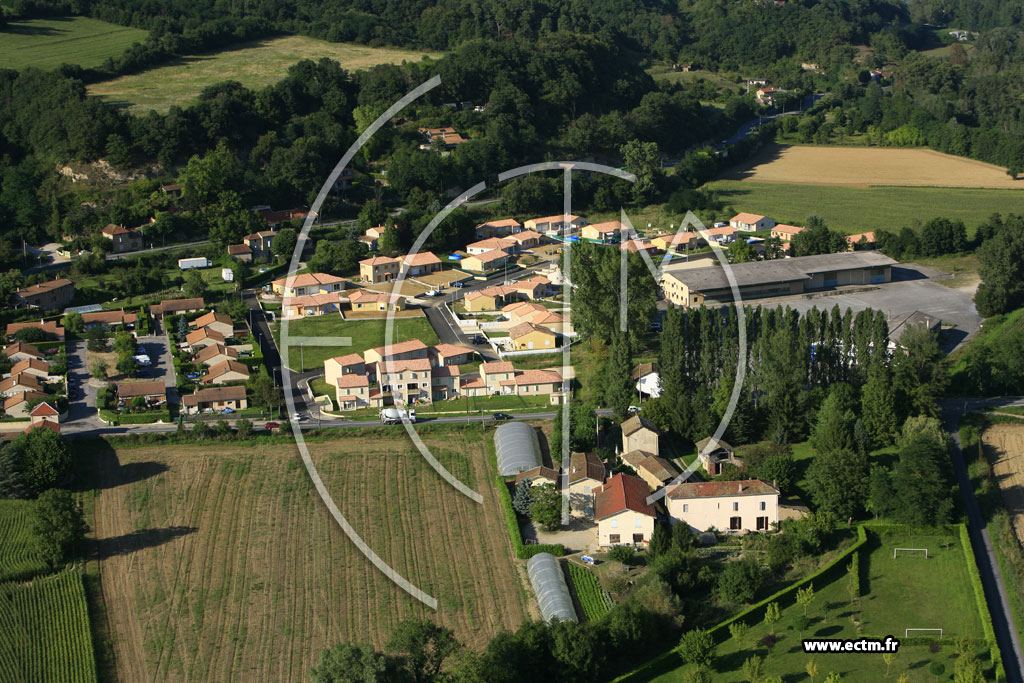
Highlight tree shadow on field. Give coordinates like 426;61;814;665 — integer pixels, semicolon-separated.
72;439;169;491
92;526;197;560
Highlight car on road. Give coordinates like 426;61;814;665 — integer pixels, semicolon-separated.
264;422;280;430
291;413;307;422
453;281;465;288
426;289;442;297
472;334;486;344
492;412;513;421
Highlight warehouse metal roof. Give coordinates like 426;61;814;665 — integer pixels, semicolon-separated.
662;251;897;293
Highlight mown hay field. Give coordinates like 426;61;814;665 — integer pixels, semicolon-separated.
86;431;529;682
984;423;1024;546
706;180;1024;235
725;144;1023;189
88;35;442;113
0;17;148;71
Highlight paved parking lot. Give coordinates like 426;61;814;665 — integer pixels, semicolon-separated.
755;278;981;351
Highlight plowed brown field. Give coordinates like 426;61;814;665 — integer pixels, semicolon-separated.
983;423;1024;544
87;431;529;682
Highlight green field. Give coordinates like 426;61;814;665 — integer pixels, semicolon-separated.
0;17;148;71
276;315;439;372
88;35;441;113
705;180;1024;235
0;568;98;683
0;500;48;583
652;529;990;682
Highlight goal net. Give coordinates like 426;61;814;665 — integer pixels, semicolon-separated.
893;547;929;559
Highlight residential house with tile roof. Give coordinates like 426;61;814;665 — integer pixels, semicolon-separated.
594;473;657;546
568;452;607;517
667;478;779;533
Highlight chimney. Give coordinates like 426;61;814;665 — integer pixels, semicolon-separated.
738;482;743;493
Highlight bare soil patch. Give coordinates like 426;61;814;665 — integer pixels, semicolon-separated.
725;144;1024;189
984;423;1024;545
89;432;529;682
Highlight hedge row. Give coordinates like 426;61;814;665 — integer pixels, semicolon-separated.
613;525;868;683
99;410;172;425
494;475;565;560
958;523;1006;683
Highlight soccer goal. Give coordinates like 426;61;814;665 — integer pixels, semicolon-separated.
906;628;943;639
894;547;929;559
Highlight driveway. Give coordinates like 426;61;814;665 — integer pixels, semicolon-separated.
135;335;178;405
64;341;101;429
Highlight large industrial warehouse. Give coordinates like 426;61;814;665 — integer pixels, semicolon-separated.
659;251;897;306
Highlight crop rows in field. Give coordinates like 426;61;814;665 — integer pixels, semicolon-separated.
566;562;612;622
0;568;97;683
0;500;48;582
90;434;529;682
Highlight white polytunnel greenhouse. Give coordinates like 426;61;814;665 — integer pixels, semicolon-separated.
493;421;541;476
526;553;578;623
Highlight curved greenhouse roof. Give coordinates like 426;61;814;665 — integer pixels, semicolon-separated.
526;553;578;623
494;421;541;476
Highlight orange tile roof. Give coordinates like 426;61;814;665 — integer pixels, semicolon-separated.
202;360;250;382
594;473;656;519
508;322;555;339
529;214;582;224
3;342;43;358
481;361;515;374
667;478;779;499
515;369;562;385
468;238;516;251
186;328;226;345
195;344;238;363
468;249;508;264
569;452;605;485
272;272;345;288
116;381;166;399
476;218;522;229
402;251;442;267
11;358;49;375
191;311;232;329
507;230;544;243
586;221;623;235
431;343;472;358
28;401;58;417
378;358;432;373
4;390;47;410
360;256;400;266
365;339;428;359
329;353;364;367
336;374;370;388
731;212;767;224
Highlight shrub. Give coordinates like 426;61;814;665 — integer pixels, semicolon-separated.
679;628;715;667
717;557;762;604
609;545;637;564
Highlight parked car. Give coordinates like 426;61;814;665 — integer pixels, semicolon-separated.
472;334;486;344
453;281;465;288
627;405;642;414
221;408;234;414
291;413;307;422
426;289;441;297
264;422;280;430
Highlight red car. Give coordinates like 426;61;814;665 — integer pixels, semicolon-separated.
264;422;281;430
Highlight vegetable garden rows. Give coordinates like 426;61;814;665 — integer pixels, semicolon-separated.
0;500;48;582
567;562;613;622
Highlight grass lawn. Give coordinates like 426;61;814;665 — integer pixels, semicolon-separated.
0;17;148;70
652;528;991;682
88;35;441;113
646;66;738;91
705;180;1024;236
277;315;439;372
908;253;980;290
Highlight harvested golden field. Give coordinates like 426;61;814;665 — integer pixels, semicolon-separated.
983;423;1024;545
726;144;1024;188
85;431;529;682
88;36;441;113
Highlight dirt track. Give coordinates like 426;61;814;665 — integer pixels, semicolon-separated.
726;144;1024;188
983;423;1024;544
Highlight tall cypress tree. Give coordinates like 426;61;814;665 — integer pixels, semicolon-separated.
604;329;634;421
